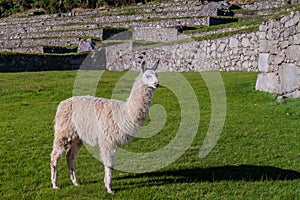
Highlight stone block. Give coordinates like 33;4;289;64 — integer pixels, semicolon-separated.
279;63;300;93
280;41;289;49
274;54;285;65
284;27;296;39
285;12;299;28
270;45;279;54
259;32;266;40
259;40;272;53
241;37;250;47
280;15;289;24
229;37;239;48
258;53;270;72
286;45;300;62
284;90;300;98
218;43;226;52
293;33;300;44
255;73;280;93
259;24;267;32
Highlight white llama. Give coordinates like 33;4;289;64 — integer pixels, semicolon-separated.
50;60;160;194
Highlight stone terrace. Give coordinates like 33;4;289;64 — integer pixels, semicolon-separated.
2;0;298;53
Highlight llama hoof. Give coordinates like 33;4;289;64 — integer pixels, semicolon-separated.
107;189;115;194
53;186;60;190
106;187;114;194
73;183;79;186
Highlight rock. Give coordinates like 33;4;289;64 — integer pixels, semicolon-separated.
284;27;296;39
255;73;280;93
259;24;267;32
285;12;299;28
280;15;289;24
78;38;94;52
241;37;250;47
229;37;238;48
270;45;279;54
293;33;300;44
259;32;266;40
286;45;300;62
279;63;300;93
284;90;300;98
242;60;249;69
280;41;289;49
274;54;285;65
219;43;226;52
277;95;287;103
267;29;273;40
258;53;269;72
259;40;272;53
211;42;217;51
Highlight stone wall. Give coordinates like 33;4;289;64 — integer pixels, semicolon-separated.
255;11;300;98
133;27;180;42
0;29;259;73
0;53;88;72
105;31;258;72
241;0;300;10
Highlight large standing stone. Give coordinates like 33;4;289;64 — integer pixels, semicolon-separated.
286;45;300;62
258;53;269;72
255;73;280;93
279;63;300;93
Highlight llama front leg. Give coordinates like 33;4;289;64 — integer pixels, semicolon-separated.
101;146;116;194
50;149;63;189
104;166;114;194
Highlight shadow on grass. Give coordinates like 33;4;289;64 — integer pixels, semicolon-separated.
115;165;300;190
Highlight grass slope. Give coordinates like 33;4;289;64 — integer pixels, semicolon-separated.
0;71;299;199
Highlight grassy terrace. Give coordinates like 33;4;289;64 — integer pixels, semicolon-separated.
0;70;299;199
183;3;300;36
183;20;263;35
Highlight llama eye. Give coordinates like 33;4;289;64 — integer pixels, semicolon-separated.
145;75;151;79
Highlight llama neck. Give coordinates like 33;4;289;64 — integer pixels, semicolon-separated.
126;76;154;125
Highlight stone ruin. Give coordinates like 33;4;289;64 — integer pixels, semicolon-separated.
255;11;300;99
0;0;300;99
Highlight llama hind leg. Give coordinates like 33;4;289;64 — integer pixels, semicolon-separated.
50;148;64;189
66;139;82;186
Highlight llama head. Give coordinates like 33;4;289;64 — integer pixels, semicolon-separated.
140;59;160;89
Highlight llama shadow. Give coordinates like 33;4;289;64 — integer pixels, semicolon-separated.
115;165;300;191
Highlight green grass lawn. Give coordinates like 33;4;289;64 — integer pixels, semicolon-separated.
0;70;299;199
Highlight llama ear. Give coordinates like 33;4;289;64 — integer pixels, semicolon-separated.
152;59;160;71
141;61;146;73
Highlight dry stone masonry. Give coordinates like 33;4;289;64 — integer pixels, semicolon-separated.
0;0;300;99
105;31;258;72
255;11;300;98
